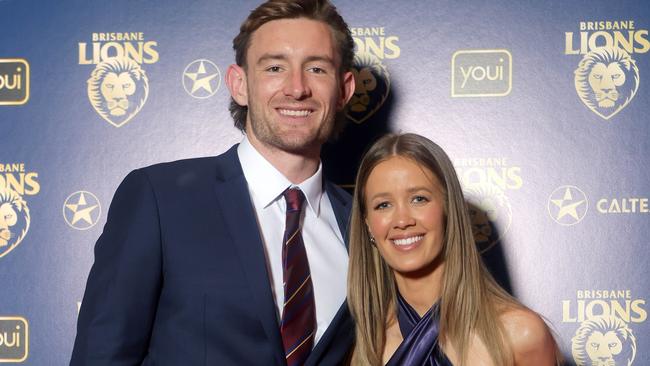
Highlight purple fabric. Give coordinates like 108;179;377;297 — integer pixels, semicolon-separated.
385;294;453;366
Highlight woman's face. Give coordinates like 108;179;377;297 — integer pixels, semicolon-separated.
364;156;446;276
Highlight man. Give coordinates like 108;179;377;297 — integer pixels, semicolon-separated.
70;0;356;365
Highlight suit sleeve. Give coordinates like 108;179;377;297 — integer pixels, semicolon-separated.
70;169;163;365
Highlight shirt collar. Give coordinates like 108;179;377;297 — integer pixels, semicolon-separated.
237;136;323;215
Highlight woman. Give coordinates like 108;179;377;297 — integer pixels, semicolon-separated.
347;133;559;365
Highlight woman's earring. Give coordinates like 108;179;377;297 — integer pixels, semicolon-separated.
366;223;376;245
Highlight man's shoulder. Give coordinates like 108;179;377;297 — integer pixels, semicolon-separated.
144;156;219;174
139;145;239;183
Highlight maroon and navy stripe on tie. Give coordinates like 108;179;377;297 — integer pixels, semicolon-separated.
280;188;316;366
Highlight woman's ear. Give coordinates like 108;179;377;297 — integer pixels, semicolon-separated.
365;219;376;244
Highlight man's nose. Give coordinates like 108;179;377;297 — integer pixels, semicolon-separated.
283;70;310;99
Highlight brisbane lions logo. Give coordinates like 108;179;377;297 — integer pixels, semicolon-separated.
87;57;149;127
571;315;637;366
464;182;512;252
574;46;639;120
346;51;390;124
0;187;30;258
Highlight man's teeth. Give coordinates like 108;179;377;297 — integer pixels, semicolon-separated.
279;109;311;117
392;236;423;246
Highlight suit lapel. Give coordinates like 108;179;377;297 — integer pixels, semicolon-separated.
306;300;354;366
213;146;285;365
325;181;352;249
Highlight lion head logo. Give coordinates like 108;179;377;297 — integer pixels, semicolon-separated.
572;315;637;366
346;51;390;124
87;56;149;127
464;182;512;252
0;187;30;258
574;46;639;120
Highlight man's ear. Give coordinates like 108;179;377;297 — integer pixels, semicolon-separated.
338;70;356;110
226;64;248;106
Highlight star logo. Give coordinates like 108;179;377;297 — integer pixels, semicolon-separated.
548;185;588;226
63;191;101;230
182;59;221;99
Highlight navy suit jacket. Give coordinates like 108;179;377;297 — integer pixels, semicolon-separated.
71;145;354;365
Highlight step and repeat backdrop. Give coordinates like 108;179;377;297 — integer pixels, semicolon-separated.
1;0;649;364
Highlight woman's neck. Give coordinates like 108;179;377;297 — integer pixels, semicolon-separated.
394;262;445;316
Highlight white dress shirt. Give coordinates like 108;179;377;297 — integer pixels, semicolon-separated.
237;137;349;344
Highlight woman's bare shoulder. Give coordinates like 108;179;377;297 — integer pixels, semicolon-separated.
500;306;558;365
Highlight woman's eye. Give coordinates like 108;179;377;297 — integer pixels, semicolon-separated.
374;202;390;210
412;196;429;204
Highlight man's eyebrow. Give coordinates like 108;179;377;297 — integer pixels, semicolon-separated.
255;53;336;66
304;55;336;66
256;53;287;65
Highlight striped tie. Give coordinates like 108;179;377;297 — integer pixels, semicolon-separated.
280;188;315;366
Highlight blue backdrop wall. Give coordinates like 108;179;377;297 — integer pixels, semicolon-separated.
1;0;648;364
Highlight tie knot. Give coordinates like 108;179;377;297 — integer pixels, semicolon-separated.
283;188;305;212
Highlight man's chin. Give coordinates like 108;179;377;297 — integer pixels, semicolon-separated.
273;138;322;155
267;132;328;155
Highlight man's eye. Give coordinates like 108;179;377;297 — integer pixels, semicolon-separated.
309;67;325;74
266;66;282;72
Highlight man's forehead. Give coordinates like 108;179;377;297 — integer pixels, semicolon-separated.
247;18;338;62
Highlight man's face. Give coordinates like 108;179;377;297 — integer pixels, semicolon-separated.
242;18;353;154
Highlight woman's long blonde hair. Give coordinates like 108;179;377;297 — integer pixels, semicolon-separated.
347;133;523;365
